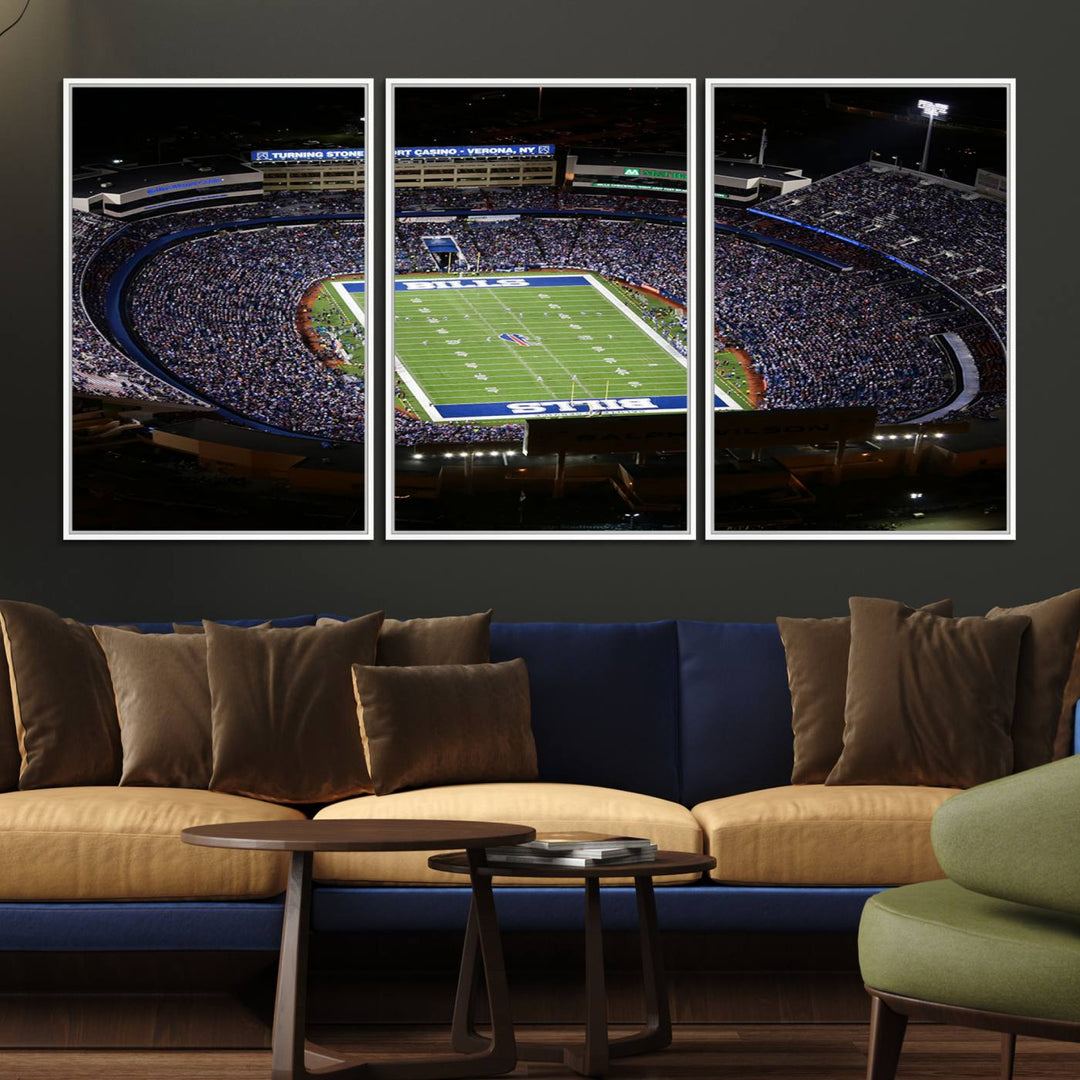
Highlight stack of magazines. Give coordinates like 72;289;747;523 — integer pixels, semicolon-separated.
484;832;657;868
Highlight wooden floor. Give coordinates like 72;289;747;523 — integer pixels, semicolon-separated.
2;1024;1080;1079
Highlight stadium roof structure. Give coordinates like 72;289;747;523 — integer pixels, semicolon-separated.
714;159;806;182
566;147;689;198
72;155;261;198
711;158;810;202
570;147;687;171
72;155;265;220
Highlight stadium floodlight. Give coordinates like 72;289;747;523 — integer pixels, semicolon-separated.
918;100;949;118
917;100;949;173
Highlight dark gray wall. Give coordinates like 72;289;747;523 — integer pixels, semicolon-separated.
0;0;1074;622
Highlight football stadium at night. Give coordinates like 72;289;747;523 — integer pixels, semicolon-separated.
69;85;372;533
67;82;1007;534
708;85;1008;533
388;85;693;534
69;83;695;534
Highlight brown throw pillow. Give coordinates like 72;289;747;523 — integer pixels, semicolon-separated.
778;599;954;784
172;621;271;634
0;600;121;788
0;646;18;792
317;611;492;666
827;598;1030;788
987;589;1080;772
93;626;213;788
352;659;536;796
206;613;384;803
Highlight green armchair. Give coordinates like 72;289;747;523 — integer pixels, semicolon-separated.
859;755;1080;1080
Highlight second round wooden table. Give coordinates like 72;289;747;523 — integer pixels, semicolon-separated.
429;848;716;1078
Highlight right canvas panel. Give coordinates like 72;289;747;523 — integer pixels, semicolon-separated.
707;81;1013;539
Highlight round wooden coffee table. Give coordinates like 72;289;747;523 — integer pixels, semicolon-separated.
183;819;535;1080
429;849;716;1078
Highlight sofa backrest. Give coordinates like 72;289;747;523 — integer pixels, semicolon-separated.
117;614;798;807
490;620;681;802
127;615;317;634
676;621;794;807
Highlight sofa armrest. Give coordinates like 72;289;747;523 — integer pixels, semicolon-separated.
931;755;1080;917
1074;699;1080;756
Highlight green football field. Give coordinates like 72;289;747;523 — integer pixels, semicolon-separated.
334;272;698;423
714;347;754;411
311;279;366;377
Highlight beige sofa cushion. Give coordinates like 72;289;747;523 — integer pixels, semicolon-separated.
314;782;702;886
693;784;959;886
0;787;305;900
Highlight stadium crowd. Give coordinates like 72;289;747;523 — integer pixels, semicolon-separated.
770;164;1006;342
72;213;201;404
76;171;1004;443
733;164;1007;418
395;186;686;219
125;220;367;441
74;185;687;447
395;215;687;304
714;233;961;422
394;412;524;448
72;191;368;407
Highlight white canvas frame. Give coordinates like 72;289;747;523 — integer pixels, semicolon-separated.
705;78;1016;541
385;77;697;542
63;77;375;541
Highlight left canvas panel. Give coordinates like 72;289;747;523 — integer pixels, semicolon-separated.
64;79;374;539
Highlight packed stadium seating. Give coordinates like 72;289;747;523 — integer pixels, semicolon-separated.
715;166;1006;421
71;169;1005;446
771;164;1006;340
72;186;689;447
394;188;686;219
126;220;367;441
71;213;199;404
394;215;687;303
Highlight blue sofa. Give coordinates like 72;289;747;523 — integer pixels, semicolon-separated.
3;617;1071;954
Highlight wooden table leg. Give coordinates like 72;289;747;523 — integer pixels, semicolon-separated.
272;850;317;1080
563;877;609;1078
516;876;674;1076
461;849;518;1074
272;849;515;1080
449;898;487;1054
609;875;671;1058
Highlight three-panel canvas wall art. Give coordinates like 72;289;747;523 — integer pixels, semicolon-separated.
65;79;1012;540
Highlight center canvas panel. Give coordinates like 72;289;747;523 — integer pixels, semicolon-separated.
387;81;694;539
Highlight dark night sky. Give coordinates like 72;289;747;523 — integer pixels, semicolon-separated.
72;86;366;165
392;86;687;152
72;84;1007;184
714;86;1008;184
71;84;690;167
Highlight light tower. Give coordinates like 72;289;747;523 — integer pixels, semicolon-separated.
917;99;949;173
